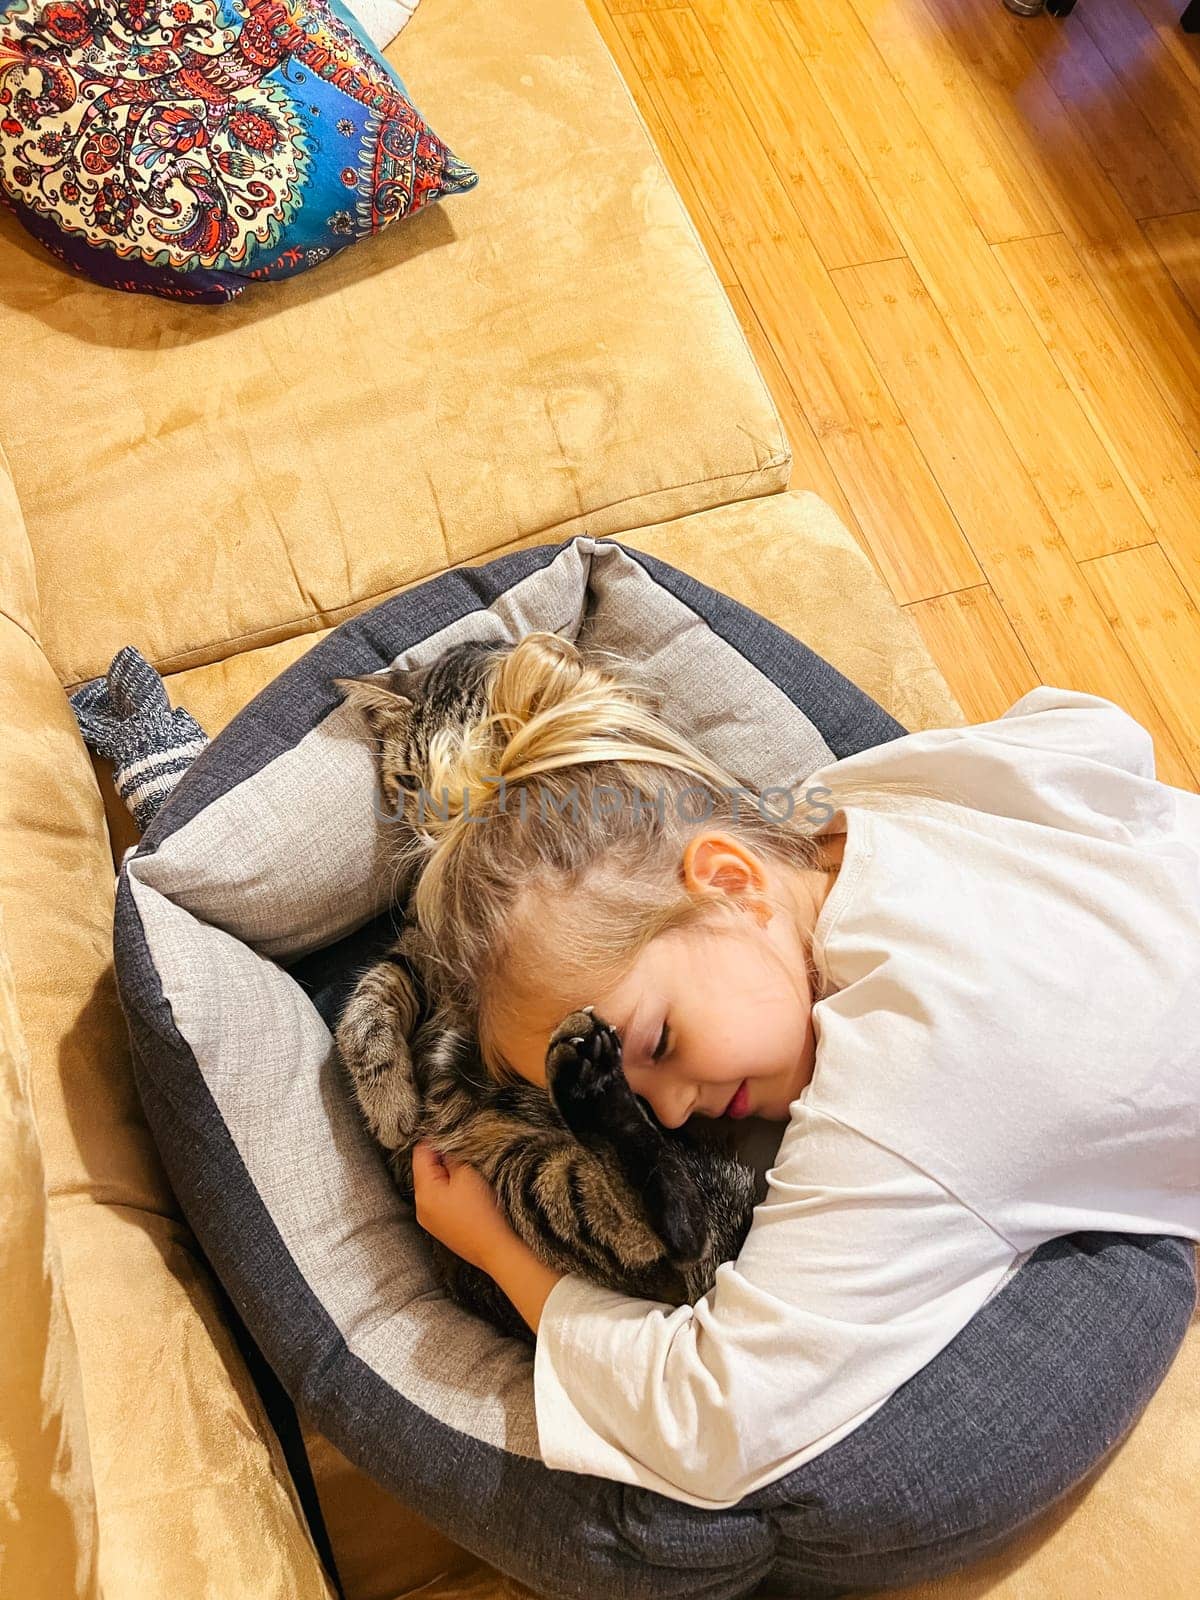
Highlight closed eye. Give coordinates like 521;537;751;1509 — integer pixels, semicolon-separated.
652;1021;670;1062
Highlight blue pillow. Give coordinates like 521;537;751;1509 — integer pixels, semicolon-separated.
0;0;477;302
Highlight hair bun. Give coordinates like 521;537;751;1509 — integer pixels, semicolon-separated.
405;631;731;884
488;631;593;726
488;630;663;729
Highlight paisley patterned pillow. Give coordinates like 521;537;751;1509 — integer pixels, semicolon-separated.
0;0;478;301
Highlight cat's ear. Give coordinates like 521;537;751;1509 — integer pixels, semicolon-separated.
332;671;415;741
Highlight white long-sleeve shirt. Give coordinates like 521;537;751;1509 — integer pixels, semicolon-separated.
532;687;1200;1508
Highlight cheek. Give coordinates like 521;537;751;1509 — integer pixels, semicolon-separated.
684;1003;780;1081
708;986;810;1078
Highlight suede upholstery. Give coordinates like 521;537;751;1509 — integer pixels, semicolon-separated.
0;1;1195;1596
0;0;790;693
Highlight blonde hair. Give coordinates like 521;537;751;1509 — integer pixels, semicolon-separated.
404;632;932;1085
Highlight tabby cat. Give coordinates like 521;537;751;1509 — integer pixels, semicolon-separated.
332;640;758;1344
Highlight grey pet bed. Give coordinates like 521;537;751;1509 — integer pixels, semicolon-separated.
113;535;1196;1600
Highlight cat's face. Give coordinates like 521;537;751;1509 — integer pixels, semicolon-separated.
333;638;507;817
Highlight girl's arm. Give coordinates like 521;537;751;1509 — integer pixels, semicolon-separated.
412;1127;1019;1509
410;1139;565;1332
524;1113;1019;1507
485;1232;564;1334
988;684;1157;778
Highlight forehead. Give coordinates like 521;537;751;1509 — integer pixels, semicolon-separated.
491;934;667;1085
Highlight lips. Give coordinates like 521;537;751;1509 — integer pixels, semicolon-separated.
724;1080;750;1119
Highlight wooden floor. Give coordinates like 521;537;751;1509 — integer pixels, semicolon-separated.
586;0;1200;791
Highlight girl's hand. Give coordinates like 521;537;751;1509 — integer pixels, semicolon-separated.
411;1140;521;1273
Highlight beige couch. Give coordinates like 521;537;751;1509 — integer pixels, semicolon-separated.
1;0;1195;1596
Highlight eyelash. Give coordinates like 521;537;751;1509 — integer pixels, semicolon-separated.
652;1021;670;1062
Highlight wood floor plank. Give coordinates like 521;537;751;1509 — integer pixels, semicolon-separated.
617;5;981;604
1079;0;1200;197
996;232;1200;611
599;0;1200;778
912;0;1200;445
905;587;1041;724
833;256;1194;788
1018;8;1199;221
690;0;902;270
722;284;875;563
1133;0;1200;90
884;0;1132;244
585;0;739;287
607;0;688;14
776;0;1154;563
1142;211;1200;322
825;0;1062;244
1084;544;1200;784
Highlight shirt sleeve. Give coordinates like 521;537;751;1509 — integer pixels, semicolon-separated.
988;686;1157;780
809;685;1173;848
532;1107;1020;1508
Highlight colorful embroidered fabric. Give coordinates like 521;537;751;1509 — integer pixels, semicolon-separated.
0;0;478;301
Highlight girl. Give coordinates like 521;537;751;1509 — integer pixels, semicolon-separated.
406;632;1199;1510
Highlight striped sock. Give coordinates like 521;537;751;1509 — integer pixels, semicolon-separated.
69;647;209;834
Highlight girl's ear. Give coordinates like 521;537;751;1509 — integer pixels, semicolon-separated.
682;832;772;920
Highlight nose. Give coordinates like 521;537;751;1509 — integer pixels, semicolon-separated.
638;1081;694;1131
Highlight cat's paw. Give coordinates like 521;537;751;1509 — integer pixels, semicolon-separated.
355;1062;420;1152
336;974;421;1151
546;1006;642;1141
546;1007;707;1263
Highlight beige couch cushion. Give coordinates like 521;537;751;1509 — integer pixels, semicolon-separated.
0;443;38;648
0;481;336;1600
161;492;963;743
0;916;97;1600
0;0;789;694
